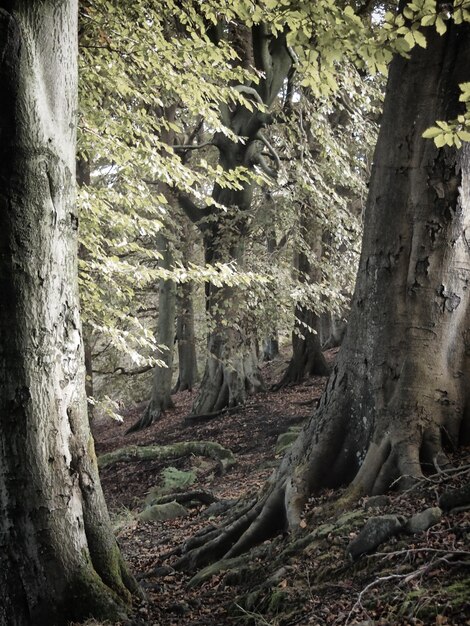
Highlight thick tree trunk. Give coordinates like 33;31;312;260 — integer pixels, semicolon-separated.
0;4;139;624
127;232;175;433
178;20;470;568
262;335;280;361
173;280;199;392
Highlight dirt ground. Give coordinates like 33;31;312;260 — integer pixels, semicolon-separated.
91;351;470;626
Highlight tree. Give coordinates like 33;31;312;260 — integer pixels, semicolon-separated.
173;221;200;393
0;3;138;623
180;22;293;415
177;14;470;568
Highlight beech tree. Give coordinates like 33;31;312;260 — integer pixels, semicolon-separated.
177;13;470;568
0;3;138;624
180;22;293;416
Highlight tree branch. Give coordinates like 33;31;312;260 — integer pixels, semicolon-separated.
256;131;281;170
93;364;153;376
173;141;217;152
177;191;211;225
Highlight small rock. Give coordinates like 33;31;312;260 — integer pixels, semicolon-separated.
347;514;405;560
364;495;390;510
138;501;188;522
275;429;301;454
405;507;442;534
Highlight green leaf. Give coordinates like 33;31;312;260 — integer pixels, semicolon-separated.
413;30;427;48
421;14;436;26
422;126;442;139
457;130;470;141
404;31;416;48
435;16;447;34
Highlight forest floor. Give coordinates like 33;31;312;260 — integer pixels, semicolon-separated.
89;350;470;626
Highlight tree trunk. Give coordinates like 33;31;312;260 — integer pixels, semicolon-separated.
178;19;470;567
320;310;347;349
0;4;139;623
275;230;330;389
262;230;280;361
191;241;264;415
126;232;175;433
184;26;292;415
173;279;199;392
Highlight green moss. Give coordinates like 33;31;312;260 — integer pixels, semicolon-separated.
267;589;289;612
65;565;129;624
441;577;470;608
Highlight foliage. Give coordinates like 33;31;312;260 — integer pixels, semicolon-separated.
77;0;470;403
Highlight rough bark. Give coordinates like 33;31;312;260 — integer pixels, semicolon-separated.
0;4;139;624
185;26;292;415
177;20;470;569
126;232;175;433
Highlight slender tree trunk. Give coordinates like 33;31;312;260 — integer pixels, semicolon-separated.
262;229;280;361
0;4;139;623
173;279;199;392
126;232;175;433
178;19;470;567
275;224;330;389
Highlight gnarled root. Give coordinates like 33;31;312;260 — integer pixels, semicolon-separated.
174;482;288;572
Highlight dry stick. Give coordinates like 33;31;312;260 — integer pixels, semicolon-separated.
371;547;470;559
345;553;456;625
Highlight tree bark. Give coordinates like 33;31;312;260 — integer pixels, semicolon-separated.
173;279;199;392
178;19;470;568
172;218;199;392
0;4;139;624
274;223;330;389
126;232;176;433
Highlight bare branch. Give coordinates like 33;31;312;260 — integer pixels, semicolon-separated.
173;141;217;152
93;364;153;376
256;131;281;170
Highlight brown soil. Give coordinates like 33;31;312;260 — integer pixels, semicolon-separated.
90;349;470;626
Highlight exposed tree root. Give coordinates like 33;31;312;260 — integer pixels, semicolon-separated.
184;405;243;424
146;489;218;507
272;351;330;391
439;482;470;511
98;441;236;472
125;403;166;434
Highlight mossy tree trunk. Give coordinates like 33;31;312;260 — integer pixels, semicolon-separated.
178;20;470;568
0;3;139;624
